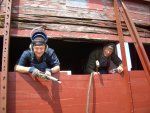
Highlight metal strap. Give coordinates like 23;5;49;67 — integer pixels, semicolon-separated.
119;0;150;84
0;0;12;113
114;0;134;112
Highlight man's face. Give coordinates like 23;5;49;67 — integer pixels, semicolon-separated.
103;47;113;57
33;45;45;58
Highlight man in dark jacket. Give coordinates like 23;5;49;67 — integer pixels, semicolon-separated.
85;43;123;75
15;27;60;78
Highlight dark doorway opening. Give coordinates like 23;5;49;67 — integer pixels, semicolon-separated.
8;38;150;74
129;43;150;70
9;38;101;74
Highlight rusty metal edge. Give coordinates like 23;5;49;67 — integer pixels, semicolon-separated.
119;0;150;84
114;0;135;113
0;0;12;113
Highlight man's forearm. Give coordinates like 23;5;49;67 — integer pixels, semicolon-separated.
50;65;60;74
14;65;30;73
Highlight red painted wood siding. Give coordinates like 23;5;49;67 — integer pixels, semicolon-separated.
88;0;103;10
1;71;149;113
0;0;149;41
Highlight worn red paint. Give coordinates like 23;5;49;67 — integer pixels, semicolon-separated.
0;0;150;113
0;71;150;113
88;0;103;10
0;28;149;43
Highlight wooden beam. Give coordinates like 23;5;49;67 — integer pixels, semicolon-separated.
0;28;149;43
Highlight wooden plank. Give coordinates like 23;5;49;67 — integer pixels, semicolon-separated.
4;72;132;113
1;71;150;113
130;71;150;113
0;0;149;41
88;0;103;10
1;0;149;24
0;28;150;43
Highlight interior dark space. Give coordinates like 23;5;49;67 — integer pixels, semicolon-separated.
0;38;148;74
129;43;150;70
8;38;102;74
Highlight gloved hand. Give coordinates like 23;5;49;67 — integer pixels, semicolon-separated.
109;68;118;74
38;73;47;79
45;68;52;76
29;67;50;79
29;67;41;76
40;68;51;80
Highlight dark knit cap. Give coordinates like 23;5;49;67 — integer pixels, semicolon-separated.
32;37;46;46
104;43;116;50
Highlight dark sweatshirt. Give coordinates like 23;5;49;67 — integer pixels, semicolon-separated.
85;47;122;74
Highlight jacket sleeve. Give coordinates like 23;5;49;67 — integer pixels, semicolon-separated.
16;50;31;66
85;49;99;74
47;48;60;67
111;53;122;67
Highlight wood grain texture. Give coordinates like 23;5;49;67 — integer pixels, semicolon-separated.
1;71;149;113
0;0;149;41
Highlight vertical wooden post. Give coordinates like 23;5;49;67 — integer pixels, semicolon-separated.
0;0;12;113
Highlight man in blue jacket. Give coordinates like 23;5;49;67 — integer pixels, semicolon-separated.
15;27;60;78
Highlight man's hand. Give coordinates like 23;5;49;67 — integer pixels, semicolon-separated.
109;68;118;74
117;65;123;73
29;67;41;76
92;72;100;76
109;65;123;74
45;68;52;76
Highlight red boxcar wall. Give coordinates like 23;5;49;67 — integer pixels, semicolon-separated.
6;71;150;113
130;71;150;113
